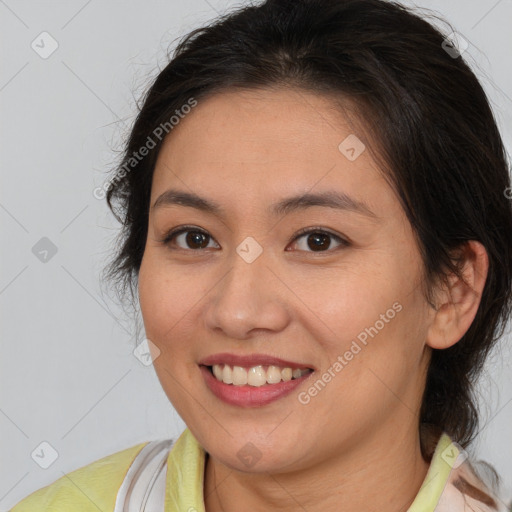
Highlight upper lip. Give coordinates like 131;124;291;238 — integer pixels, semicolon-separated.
199;352;315;370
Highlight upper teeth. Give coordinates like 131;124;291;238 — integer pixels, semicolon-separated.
211;364;311;387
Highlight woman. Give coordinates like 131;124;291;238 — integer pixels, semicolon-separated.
10;0;512;510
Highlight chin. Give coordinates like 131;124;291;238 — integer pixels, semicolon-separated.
205;432;308;474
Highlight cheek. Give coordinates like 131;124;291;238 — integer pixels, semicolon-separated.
304;258;402;336
138;256;166;333
138;254;189;343
138;256;203;399
308;249;427;372
138;251;215;358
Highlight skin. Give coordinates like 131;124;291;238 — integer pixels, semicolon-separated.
137;87;488;512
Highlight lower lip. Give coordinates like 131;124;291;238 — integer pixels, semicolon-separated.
200;365;313;407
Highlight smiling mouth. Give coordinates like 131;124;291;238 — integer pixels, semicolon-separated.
205;364;313;387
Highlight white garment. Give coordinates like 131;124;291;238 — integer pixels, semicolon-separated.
113;439;175;512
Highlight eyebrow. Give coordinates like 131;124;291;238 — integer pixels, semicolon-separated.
152;189;378;218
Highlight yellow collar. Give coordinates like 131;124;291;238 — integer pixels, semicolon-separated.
408;432;457;511
165;427;207;512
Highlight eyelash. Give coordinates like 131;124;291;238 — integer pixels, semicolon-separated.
159;225;350;253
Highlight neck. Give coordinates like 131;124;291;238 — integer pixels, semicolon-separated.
204;423;430;512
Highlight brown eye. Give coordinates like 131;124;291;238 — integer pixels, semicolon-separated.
183;231;210;249
289;228;349;253
162;227;219;250
306;232;330;251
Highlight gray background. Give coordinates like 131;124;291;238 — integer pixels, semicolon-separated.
1;0;511;509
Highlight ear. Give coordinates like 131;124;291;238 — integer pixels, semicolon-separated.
426;241;489;350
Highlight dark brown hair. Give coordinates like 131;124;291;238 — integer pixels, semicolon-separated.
103;0;512;476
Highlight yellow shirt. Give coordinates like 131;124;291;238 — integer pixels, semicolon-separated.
9;428;509;511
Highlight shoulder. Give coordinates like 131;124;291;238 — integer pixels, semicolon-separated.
9;441;151;512
437;455;512;512
414;429;511;512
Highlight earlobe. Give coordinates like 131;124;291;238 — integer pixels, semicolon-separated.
426;241;489;350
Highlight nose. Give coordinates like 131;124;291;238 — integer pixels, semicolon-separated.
203;249;290;340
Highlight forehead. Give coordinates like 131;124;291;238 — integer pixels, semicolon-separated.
151;87;396;217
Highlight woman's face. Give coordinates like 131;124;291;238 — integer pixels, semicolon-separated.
138;87;433;473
